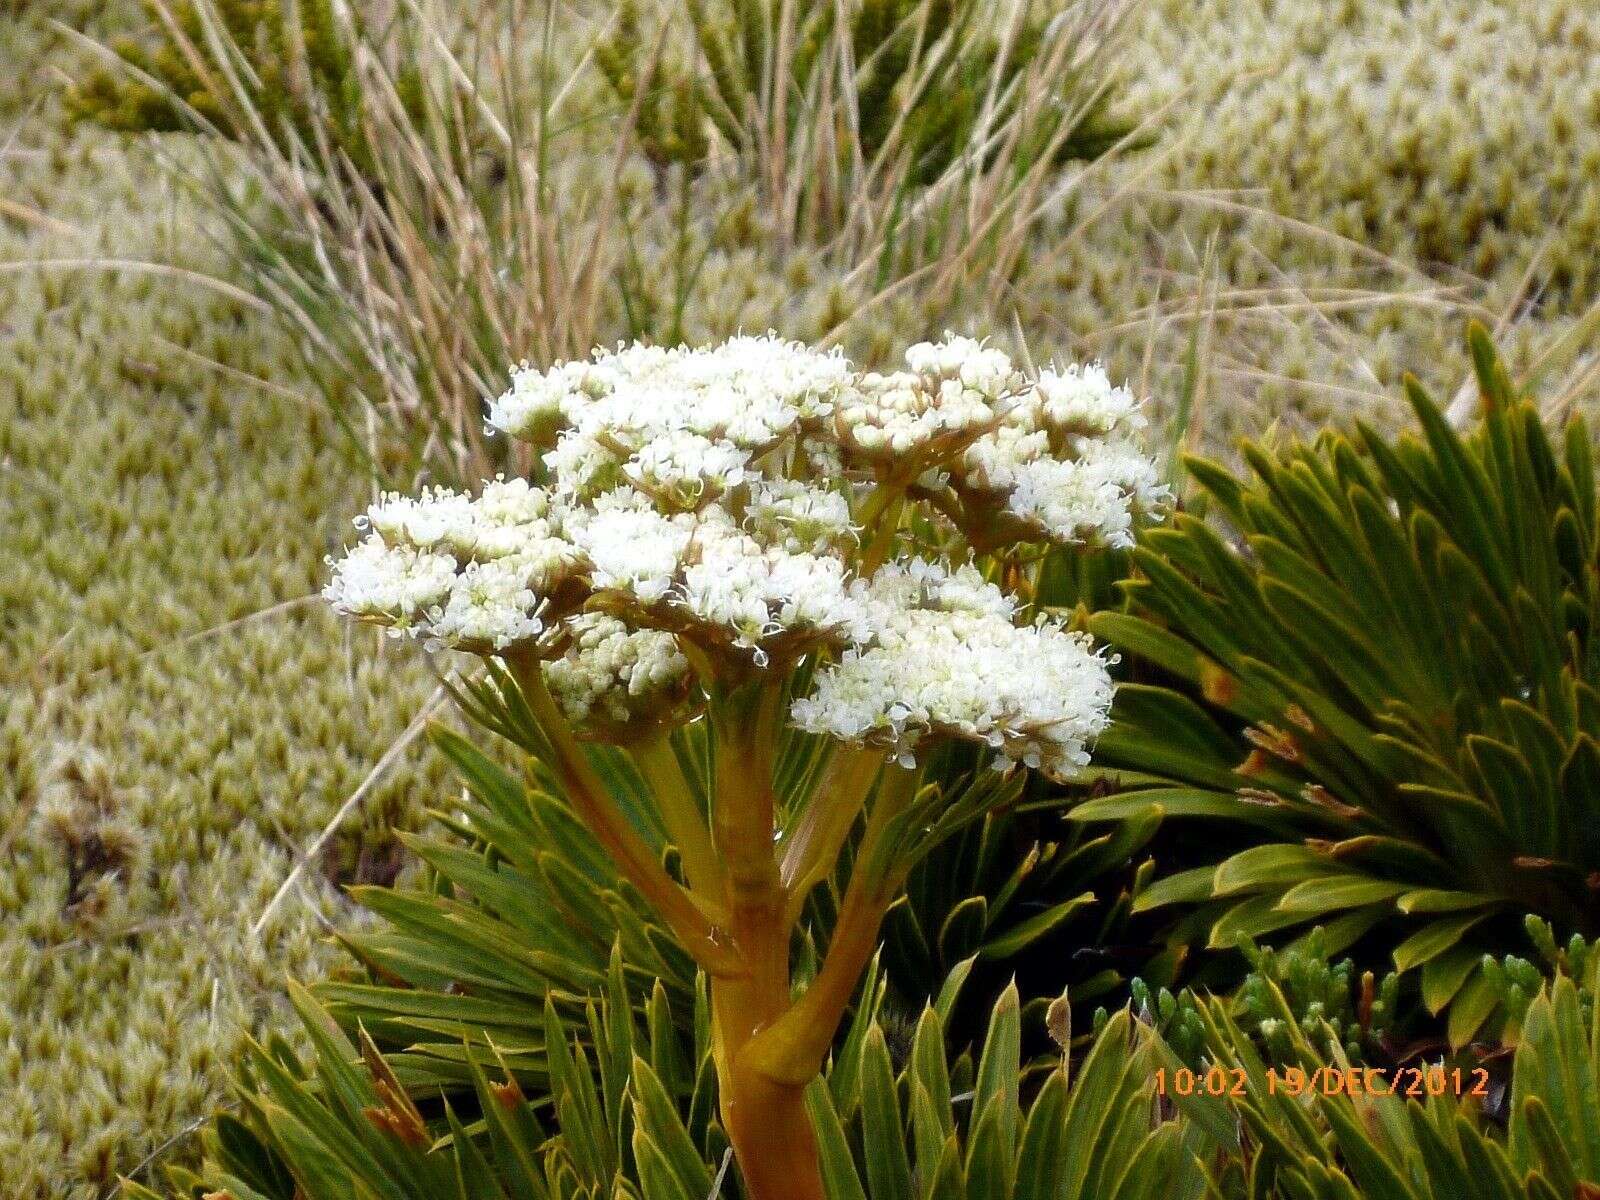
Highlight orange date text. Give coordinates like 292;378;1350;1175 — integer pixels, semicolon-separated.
1153;1064;1490;1099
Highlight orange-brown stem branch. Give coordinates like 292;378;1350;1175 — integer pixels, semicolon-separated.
740;762;920;1086
506;655;738;976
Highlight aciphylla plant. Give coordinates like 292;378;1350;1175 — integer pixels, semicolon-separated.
871;781;1172;1040
149;966;1218;1200
322;332;1165;1198
1076;326;1600;1048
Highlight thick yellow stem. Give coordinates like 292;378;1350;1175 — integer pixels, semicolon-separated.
711;866;827;1200
694;683;822;1199
710;681;785;910
718;1064;826;1200
740;763;921;1085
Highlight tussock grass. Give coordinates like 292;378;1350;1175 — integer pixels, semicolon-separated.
74;0;1155;484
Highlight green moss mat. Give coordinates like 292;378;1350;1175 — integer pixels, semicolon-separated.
1024;0;1600;437
1;15;445;1197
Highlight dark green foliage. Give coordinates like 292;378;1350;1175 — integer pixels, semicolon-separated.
1231;935;1400;1063
1078;326;1600;1045
148;943;1600;1199
1192;972;1600;1199
1499;914;1599;1039
1127;915;1599;1088
876;790;1179;1036
1126;929;1402;1068
147;971;1217;1199
317;727;693;1092
1199;984;1508;1200
595;0;1135;181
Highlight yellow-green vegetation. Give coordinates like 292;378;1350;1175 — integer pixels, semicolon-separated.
1032;0;1600;435
1;16;444;1199
63;0;426;181
10;0;1600;1194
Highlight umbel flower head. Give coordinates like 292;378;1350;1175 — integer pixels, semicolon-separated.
791;561;1115;776
325;333;1165;776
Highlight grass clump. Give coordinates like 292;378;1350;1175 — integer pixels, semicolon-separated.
595;0;1136;187
72;0;1153;485
1121;0;1600;307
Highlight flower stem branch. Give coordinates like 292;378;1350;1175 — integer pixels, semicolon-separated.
710;680;785;907
858;485;907;574
779;744;883;925
630;734;726;908
506;655;739;976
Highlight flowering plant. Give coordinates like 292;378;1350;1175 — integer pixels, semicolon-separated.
325;333;1163;1198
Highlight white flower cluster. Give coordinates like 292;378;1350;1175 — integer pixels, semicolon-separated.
543;613;693;736
832;334;1017;465
325;477;583;650
744;478;856;554
792;563;1114;779
949;361;1168;549
564;489;868;658
329;332;1153;752
491;335;849;475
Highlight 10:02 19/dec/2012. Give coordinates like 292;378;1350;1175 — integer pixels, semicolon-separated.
1154;1064;1491;1099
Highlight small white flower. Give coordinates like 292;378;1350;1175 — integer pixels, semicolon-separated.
326;482;586;650
324;539;457;630
862;559;1016;622
833;369;996;463
565;490;706;604
1031;362;1144;437
424;557;546;650
625;431;750;511
676;526;871;653
744;479;857;554
1003;438;1170;548
361;486;475;550
489;359;609;444
948;361;1163;549
544;613;693;734
904;333;1018;401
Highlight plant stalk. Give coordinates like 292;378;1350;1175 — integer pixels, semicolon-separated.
705;680;828;1200
506;655;738;975
742;762;921;1084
